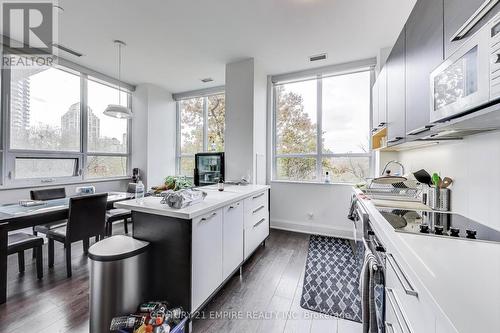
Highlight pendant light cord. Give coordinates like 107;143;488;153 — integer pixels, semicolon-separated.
118;42;122;105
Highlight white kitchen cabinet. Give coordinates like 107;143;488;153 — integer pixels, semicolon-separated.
222;200;244;280
244;190;269;259
192;208;223;311
386;251;436;333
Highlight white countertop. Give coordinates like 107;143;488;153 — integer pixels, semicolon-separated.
114;184;270;220
355;188;500;333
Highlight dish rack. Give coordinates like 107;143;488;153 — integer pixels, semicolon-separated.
363;179;422;202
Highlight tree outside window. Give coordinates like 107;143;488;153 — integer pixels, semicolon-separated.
177;93;225;177
274;71;371;183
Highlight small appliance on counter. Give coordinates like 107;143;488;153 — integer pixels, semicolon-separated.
377;207;500;243
193;152;224;187
76;185;96;195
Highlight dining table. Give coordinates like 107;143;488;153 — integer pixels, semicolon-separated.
0;191;135;304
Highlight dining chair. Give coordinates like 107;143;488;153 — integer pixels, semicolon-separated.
8;232;43;279
31;188;68;236
44;193;108;278
105;183;135;236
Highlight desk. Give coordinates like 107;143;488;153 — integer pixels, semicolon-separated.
0;192;134;304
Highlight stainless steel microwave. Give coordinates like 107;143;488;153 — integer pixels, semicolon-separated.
430;11;500;123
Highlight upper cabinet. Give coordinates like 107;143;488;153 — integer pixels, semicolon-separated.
405;0;444;136
372;77;379;132
444;0;497;58
371;66;388;132
386;28;406;146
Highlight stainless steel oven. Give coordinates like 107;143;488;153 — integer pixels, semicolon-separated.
430;11;500;122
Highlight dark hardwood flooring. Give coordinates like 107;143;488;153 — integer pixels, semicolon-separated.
0;227;360;333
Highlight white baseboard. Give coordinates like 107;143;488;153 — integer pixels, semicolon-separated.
270;219;354;240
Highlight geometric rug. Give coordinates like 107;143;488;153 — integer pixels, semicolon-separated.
300;235;362;323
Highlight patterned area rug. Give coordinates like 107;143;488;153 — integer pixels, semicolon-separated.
300;235;362;322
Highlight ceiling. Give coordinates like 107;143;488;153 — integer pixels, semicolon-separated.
54;0;416;93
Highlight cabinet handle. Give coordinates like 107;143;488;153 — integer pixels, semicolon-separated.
253;205;265;214
200;212;217;221
406;125;433;136
387;137;404;144
385;322;396;333
253;218;266;228
386;288;413;333
252;192;265;199
387;253;418;297
450;0;499;41
228;203;240;209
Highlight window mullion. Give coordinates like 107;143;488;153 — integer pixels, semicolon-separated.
203;97;208;152
316;76;323;181
81;74;88;179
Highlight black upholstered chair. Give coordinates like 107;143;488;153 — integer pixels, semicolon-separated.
31;188;68;236
8;233;43;279
105;183;135;236
45;193;108;277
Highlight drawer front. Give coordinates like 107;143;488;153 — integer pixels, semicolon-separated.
386;252;436;333
244;190;268;214
244;214;269;259
385;288;413;333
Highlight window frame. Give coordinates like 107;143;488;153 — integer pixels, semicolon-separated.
175;91;225;176
1;59;132;187
272;69;374;184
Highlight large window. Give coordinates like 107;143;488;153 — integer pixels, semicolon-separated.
273;70;371;183
177;93;225;177
4;62;131;186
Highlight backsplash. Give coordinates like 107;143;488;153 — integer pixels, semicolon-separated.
393;130;500;231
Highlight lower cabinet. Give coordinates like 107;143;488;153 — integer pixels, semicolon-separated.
243;190;270;259
191;190;270;312
385;252;436;333
192;208;224;311
222;200;244;280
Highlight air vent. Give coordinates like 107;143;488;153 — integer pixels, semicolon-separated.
309;53;327;62
52;43;83;57
201;78;214;83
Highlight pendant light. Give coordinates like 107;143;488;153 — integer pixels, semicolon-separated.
104;40;133;119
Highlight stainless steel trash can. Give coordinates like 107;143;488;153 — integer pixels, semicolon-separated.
88;235;150;333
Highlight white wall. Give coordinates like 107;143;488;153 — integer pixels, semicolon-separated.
0;179;129;204
225;58;267;184
253;60;268;185
225;59;255;182
394;130;500;231
131;85;149;186
146;85;177;187
132;83;176;189
270;182;355;239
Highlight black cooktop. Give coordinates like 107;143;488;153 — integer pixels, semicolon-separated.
377;208;500;243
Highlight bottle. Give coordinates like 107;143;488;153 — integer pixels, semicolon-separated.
324;171;331;183
136;180;145;203
218;178;224;191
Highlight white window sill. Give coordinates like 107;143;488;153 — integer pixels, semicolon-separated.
270;180;361;186
0;176;132;191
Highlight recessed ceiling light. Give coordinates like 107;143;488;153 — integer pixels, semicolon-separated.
201;78;214;83
309;53;327;62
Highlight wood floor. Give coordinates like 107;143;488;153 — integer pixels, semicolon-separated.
0;227;361;333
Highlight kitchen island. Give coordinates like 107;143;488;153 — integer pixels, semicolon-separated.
114;185;270;316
